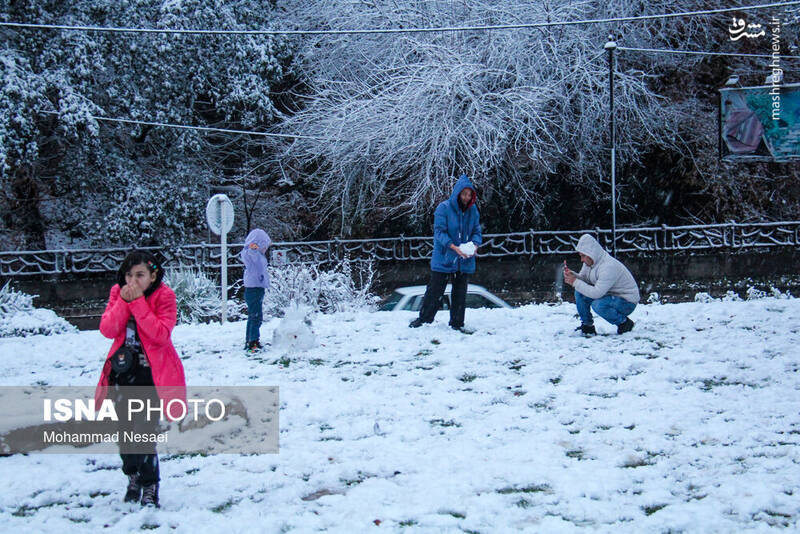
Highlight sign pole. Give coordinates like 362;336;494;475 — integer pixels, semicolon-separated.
206;194;234;325
219;198;228;324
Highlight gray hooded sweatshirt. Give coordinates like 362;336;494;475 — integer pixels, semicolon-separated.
573;234;640;304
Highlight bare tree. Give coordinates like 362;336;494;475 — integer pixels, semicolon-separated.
279;0;723;234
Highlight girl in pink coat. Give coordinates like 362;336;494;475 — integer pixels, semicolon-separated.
95;251;186;508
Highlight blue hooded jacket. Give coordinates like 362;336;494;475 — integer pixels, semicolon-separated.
431;175;482;274
240;228;272;288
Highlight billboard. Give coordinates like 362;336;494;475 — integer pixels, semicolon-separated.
719;83;800;162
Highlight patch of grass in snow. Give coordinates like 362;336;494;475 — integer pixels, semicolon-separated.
497;484;551;495
399;519;418;526
68;517;90;523
515;498;533;508
566;449;585;460
508;359;524;371
459;373;477;383
341;472;371;487
309;358;324;366
167;452;209;459
85;464;118;472
754;509;794;527
622;452;659;468
12;501;68;516
584;391;619;398
622;458;652;468
431;339;441;345
416;349;433;357
442;511;466;519
89;491;110;498
698;377;760;391
549;376;561;385
609;369;644;381
529;399;553;412
275;356;292;367
642;504;667;516
429;418;461;428
140;523;160;531
185;468;200;475
211;498;240;513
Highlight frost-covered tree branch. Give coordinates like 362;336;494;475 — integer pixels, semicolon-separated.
280;0;792;233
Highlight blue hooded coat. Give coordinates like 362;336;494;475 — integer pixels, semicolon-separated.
241;228;272;288
431;175;482;274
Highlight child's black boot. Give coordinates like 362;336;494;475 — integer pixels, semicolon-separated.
124;473;141;503
141;482;159;508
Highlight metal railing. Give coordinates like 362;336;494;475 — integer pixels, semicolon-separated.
1;221;798;277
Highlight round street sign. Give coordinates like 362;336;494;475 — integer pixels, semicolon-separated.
206;194;234;235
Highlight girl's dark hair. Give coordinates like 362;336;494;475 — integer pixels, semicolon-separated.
117;250;165;297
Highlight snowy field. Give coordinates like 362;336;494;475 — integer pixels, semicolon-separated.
1;297;799;533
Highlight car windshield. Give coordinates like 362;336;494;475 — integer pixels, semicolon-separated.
378;291;404;311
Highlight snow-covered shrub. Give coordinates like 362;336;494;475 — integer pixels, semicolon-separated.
0;282;76;337
693;292;715;303
769;286;792;299
721;290;742;302
745;286;767;300
647;292;661;305
165;267;245;324
272;302;316;352
263;257;379;317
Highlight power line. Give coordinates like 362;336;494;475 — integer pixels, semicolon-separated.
37;110;333;141
2;1;799;36
618;46;800;60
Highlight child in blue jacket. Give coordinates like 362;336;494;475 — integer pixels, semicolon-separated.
241;228;271;351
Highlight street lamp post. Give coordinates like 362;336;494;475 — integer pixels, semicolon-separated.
605;37;618;256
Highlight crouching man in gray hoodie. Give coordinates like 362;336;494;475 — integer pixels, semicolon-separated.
563;234;640;335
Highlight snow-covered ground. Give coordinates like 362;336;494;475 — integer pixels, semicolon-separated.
1;298;799;533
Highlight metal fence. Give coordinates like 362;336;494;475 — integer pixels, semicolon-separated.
1;221;799;277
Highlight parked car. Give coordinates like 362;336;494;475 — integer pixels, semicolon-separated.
378;284;512;312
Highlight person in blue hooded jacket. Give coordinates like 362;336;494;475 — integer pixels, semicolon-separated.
409;174;482;332
241;228;272;352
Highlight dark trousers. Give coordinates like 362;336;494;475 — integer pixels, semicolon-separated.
121;449;160;486
417;271;469;328
112;366;160;486
244;287;265;343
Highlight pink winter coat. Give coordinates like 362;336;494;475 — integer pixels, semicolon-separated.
95;283;187;421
